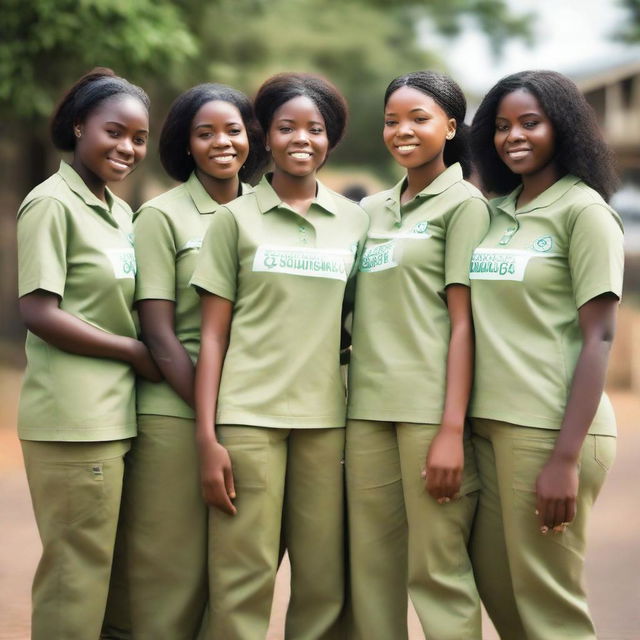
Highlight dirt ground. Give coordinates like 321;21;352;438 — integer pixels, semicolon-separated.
1;365;638;639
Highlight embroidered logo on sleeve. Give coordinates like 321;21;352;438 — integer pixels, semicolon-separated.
252;245;353;281
105;248;136;279
359;240;397;272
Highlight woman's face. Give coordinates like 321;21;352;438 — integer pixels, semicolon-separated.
74;95;149;184
189;100;249;182
383;85;455;171
266;95;329;177
494;88;557;179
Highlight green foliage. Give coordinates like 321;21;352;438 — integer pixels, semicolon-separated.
0;0;197;120
615;0;640;42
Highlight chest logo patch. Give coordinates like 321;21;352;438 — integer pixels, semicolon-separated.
253;244;353;281
105;248;136;279
470;247;559;282
359;240;397;273
533;235;553;252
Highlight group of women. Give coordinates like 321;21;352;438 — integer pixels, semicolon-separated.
16;64;623;640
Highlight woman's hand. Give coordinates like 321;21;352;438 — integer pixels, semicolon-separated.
535;455;579;534
127;339;163;382
424;427;464;503
198;439;237;515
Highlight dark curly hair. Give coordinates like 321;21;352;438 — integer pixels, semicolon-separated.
385;70;472;177
50;67;149;152
471;70;618;201
159;83;268;184
254;73;348;151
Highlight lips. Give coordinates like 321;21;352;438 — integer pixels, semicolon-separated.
210;154;237;164
107;157;132;170
289;151;312;160
506;148;531;160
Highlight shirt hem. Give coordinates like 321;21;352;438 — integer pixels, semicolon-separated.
347;407;443;424
217;409;346;429
18;423;137;442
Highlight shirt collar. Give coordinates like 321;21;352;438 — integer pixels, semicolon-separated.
58;160;115;212
386;162;464;210
254;174;337;216
185;171;251;214
496;174;581;217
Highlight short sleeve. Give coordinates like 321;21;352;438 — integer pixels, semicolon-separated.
190;208;239;301
133;207;177;302
569;204;624;308
444;197;490;287
17;198;68;298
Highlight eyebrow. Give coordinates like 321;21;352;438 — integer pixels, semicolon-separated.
385;108;429;116
495;112;541;119
276;117;324;126
105;120;149;134
193;121;242;129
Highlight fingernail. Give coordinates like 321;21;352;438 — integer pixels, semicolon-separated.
540;526;549;535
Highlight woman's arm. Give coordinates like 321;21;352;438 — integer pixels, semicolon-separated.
535;294;618;532
138;299;196;407
194;292;237;515
19;290;161;381
424;284;474;502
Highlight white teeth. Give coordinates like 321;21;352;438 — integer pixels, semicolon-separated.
508;150;530;159
397;145;417;151
109;159;129;169
291;152;311;159
213;155;234;162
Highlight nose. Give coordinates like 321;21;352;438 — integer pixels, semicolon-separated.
116;137;134;156
397;120;414;137
293;129;310;145
506;125;525;142
211;132;231;147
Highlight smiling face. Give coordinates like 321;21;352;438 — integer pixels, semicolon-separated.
189;99;249;183
73;95;148;186
266;95;329;178
494;88;557;179
383;86;455;171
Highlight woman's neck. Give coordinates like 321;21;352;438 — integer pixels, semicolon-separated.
196;170;241;205
271;169;317;215
517;164;562;209
401;159;447;205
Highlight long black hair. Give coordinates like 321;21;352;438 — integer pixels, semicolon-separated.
471;70;618;201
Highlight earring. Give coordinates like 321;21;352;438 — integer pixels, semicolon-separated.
446;132;455;140
265;144;270;152
187;150;191;156
74;128;81;138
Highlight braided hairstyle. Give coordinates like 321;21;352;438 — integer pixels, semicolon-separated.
50;67;149;151
471;70;618;201
385;71;472;177
160;83;269;184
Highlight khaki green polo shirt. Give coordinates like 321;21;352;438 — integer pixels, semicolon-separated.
191;174;369;429
17;161;138;441
347;163;490;423
134;173;251;419
469;175;624;436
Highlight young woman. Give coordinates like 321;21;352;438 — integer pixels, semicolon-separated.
123;83;267;639
191;72;368;640
16;68;159;640
345;71;490;640
468;70;623;640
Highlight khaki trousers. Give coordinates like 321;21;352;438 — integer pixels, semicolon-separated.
345;420;481;640
470;418;616;640
21;439;130;640
207;426;346;640
120;415;208;639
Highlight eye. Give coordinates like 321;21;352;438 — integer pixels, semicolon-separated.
229;128;243;135
310;127;324;134
134;136;147;146
495;123;509;132
279;126;293;133
523;120;539;129
199;132;213;139
414;117;428;124
107;129;119;137
384;120;397;127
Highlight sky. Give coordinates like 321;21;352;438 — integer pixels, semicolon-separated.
426;0;640;93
